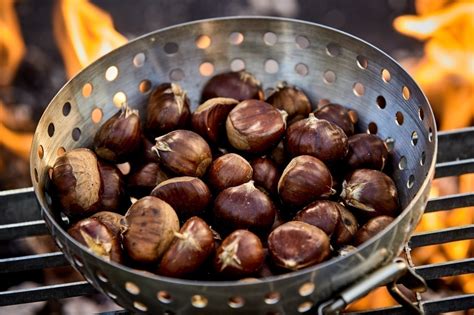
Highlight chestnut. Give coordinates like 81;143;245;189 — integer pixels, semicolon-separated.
127;162;169;197
122;196;179;263
213;181;276;234
268;221;330;270
286;113;348;163
353;216;394;246
91;211;124;236
332;206;358;246
51;148;127;217
151;176;211;220
341;169;399;217
293;200;342;236
68;217;123;263
146;83;191;136
270;139;288;167
158;216;214;278
191;97;239;144
313;103;358;136
226;99;287;153
207;153;253;191
94;105;142;163
153;130;212;177
278;155;333;208
250;157;280;196
201;70;264;102
266;82;311;121
214;230;264;278
346;134;389;171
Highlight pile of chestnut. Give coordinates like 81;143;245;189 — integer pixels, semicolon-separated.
50;70;399;280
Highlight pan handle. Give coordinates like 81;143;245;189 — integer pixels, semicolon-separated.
318;258;427;315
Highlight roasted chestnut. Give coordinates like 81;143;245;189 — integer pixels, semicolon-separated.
191;97;239;144
153;130;212;177
201;70;264;102
146;83;191;136
346;134;389;171
268;221;330;270
293;200;342;236
127;162;169;197
158;216;214;278
213;181;276;234
313;103;358;136
207;153;253;191
286;113;348;163
341;169;399;217
122;196;179;263
93;105;142;163
250;157;280;196
151;176;211;220
270;139;288;167
278;155;333;208
226;100;287;153
68;217;123;263
332;206;358;246
353;216;394;246
214;229;264;278
266;82;311;121
91;211;124;236
97;160;129;213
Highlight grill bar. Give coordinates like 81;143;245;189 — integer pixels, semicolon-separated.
414;258;474;280
409;224;474;248
0;252;68;274
0;220;48;241
425;192;474;213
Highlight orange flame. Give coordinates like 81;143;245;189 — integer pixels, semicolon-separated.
0;0;25;86
53;0;127;78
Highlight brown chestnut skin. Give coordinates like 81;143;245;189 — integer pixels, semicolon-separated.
207;153;253;192
153;130;212;177
122;196;179;263
158;216;214;278
214;230;264;278
286;113;348;163
278;155;334;208
226;100;287;153
94;105;142;163
192;97;239;144
270;139;288;167
251;157;280;196
68;217;123;263
266;82;311;121
332;206;358;246
201;70;264;102
341;169;399;217
346;134;389;171
91;211;124;236
213;181;276;234
353;216;394;246
151;176;211;220
127;162;169;197
52;148;100;217
294;200;342;236
313;103;358;136
146;83;190;136
268;221;330;270
97;160;129;214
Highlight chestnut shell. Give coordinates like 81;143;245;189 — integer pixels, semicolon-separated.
266;83;311;120
207;153;253;192
201;71;264;102
251;157;280;196
313;103;358;136
353;216;394;246
294;200;342;236
346;133;389;171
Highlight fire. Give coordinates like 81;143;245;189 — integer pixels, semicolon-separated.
53;0;127;78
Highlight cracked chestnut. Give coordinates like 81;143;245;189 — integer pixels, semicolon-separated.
286;113;348;162
266;82;311;121
226;99;287;153
250;157;280;196
201;70;264;102
146;83;190;136
278;155;333;208
158;216;214;278
313;103;358;136
353;216;394;246
346;133;389;171
214;229;264;278
207;153;253;191
341;169;399;217
293;200;342;237
268;221;330;270
153;130;212;177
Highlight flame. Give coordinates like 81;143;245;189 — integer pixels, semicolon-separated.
53;0;127;78
0;0;25;86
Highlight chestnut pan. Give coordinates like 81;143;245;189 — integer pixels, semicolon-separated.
30;17;437;314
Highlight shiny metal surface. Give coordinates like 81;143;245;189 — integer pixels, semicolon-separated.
29;17;437;314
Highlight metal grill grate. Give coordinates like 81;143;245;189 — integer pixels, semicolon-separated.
1;127;473;314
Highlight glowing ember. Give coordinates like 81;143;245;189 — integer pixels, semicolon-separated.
53;0;127;78
0;0;25;86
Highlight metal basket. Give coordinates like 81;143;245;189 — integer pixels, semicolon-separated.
29;17;437;314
